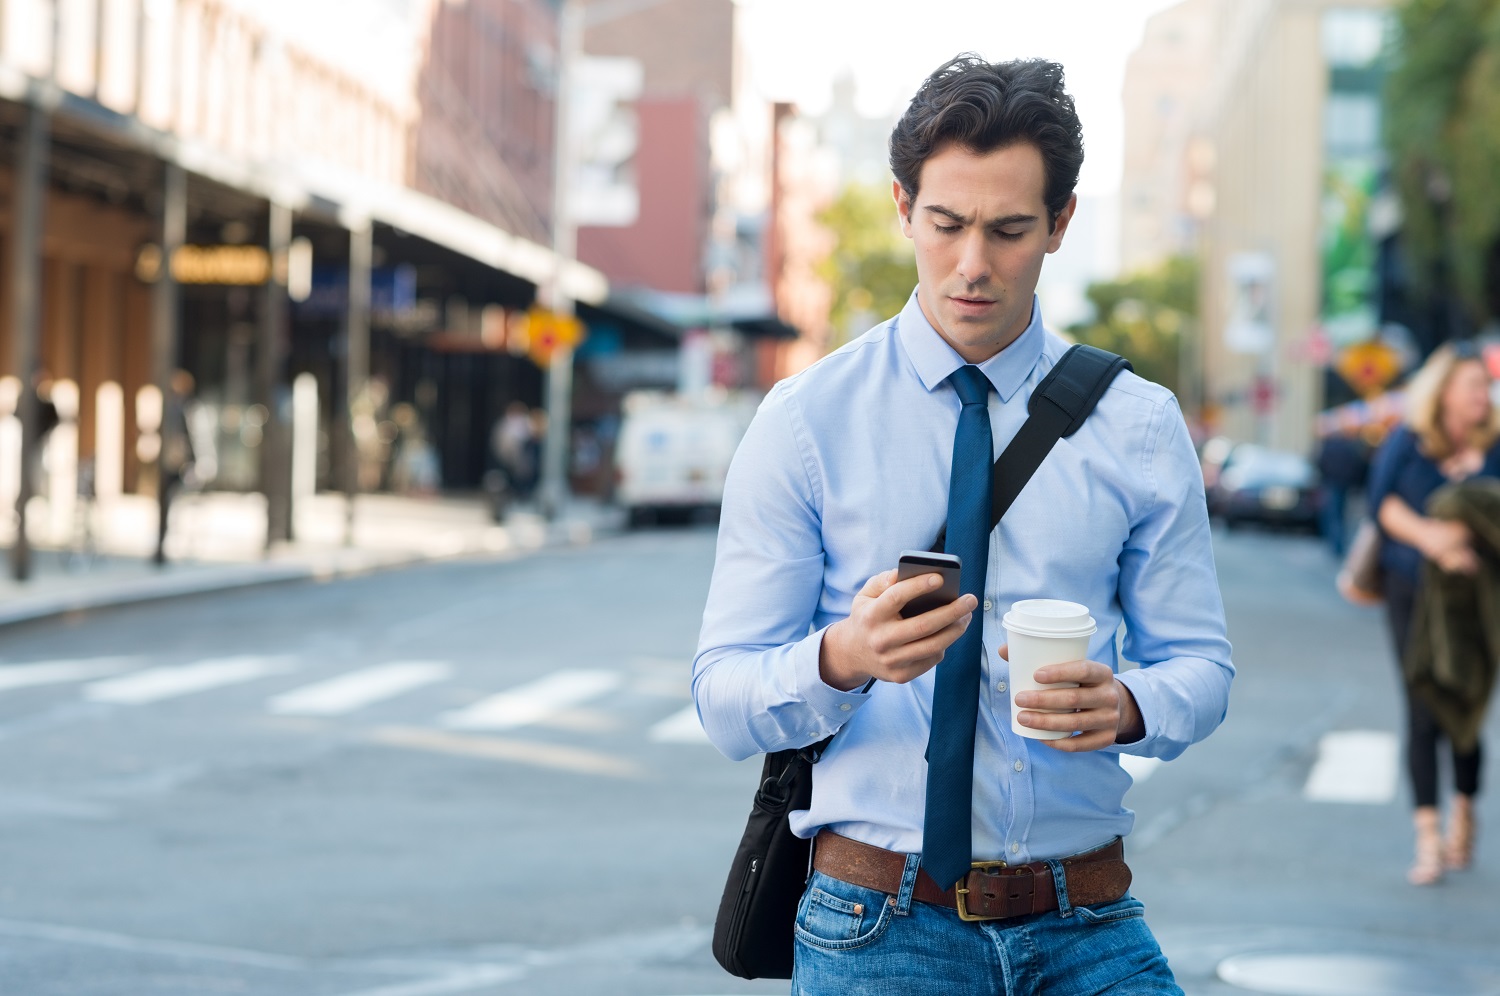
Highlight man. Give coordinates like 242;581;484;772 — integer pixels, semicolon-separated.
1316;430;1370;556
694;55;1233;993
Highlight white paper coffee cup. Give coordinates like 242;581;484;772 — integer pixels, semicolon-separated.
1002;599;1097;740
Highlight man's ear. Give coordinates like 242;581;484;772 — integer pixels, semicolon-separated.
1046;194;1078;254
893;180;914;237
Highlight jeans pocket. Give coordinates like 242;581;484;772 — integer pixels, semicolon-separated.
1073;893;1146;925
793;872;894;950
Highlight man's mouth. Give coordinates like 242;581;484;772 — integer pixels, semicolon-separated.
951;296;997;308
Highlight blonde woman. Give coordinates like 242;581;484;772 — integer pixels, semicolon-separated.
1368;341;1500;884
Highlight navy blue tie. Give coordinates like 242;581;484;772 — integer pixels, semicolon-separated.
922;364;993;889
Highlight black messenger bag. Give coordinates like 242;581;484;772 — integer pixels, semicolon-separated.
711;344;1131;980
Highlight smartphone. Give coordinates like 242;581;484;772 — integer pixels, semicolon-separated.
896;550;962;619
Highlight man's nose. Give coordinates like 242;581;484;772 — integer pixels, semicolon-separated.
956;231;990;285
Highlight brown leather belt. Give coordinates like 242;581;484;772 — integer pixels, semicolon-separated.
812;830;1131;922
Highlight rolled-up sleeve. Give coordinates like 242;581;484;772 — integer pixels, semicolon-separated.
1111;401;1235;759
693;388;869;761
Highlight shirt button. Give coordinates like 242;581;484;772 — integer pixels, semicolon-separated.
839;703;852;712
1010;843;1020;854
996;681;1007;693
983;599;993;612
1013;760;1024;772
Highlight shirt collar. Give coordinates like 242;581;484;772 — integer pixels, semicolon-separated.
897;289;1046;403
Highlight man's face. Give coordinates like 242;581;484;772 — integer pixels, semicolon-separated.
894;141;1075;363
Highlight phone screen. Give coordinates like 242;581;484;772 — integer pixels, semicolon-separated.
896;551;962;619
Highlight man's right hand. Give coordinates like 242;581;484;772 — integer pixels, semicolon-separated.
818;570;977;691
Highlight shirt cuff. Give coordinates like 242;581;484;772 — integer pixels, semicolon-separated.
1108;668;1159;753
795;624;873;727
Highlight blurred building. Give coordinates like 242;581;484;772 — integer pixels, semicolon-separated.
815;72;897;190
572;0;829;395
766;103;837;380
575;0;734;294
0;0;702;542
1119;0;1222;276
1191;0;1393;454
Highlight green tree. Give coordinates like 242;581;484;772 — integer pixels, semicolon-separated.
1065;255;1198;397
1385;0;1500;321
817;183;918;345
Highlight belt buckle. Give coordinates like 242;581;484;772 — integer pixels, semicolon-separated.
954;860;1028;922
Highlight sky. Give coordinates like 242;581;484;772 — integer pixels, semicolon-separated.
738;0;1184;197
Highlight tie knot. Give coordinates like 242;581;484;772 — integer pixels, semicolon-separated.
949;365;991;407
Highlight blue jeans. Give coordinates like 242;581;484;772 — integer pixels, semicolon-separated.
791;850;1182;995
1321;485;1349;556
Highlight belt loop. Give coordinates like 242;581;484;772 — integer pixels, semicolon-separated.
895;851;920;916
1046;858;1073;918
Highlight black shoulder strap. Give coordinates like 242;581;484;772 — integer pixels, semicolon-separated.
934;344;1131;550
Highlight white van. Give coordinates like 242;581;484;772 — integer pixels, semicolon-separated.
614;390;758;525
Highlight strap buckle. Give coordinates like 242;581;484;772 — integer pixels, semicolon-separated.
954;862;1035;922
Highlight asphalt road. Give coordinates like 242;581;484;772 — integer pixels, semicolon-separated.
0;524;1497;995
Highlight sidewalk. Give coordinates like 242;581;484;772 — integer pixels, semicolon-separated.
0;490;622;628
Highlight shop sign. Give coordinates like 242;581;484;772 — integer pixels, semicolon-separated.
136;244;272;285
1225;253;1274;355
1334;339;1402;397
294;265;419;321
524;308;586;366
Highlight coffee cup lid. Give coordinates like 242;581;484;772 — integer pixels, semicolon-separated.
1002;599;1097;639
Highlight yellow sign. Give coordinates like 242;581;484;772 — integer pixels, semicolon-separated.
1335;340;1402;397
524;307;586;366
135;244;272;285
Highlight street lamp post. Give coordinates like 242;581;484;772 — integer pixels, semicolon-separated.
7;104;47;581
537;0;664;521
539;0;584;522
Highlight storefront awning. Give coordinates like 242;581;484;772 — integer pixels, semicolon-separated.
7;76;607;308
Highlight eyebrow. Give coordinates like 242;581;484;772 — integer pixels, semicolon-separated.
923;205;1039;227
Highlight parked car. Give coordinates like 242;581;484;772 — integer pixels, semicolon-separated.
1206;443;1323;531
614;390;758;526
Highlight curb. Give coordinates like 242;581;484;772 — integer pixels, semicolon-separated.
0;561;328;628
0;516;617;630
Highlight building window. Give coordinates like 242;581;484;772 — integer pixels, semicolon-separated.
1324;92;1380;158
1322;9;1388;68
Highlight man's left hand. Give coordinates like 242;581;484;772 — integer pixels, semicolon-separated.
999;645;1145;751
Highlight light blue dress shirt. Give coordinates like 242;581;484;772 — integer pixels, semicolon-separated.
693;291;1234;863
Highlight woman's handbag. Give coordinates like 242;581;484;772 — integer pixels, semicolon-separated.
710;345;1132;980
1337;518;1384;606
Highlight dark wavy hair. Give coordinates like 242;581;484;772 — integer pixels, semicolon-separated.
889;55;1084;227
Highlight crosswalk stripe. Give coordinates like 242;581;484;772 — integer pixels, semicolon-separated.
0;658;139;694
369;726;642;779
1303;729;1398;804
83;656;293;705
267;662;452;716
439;670;622;730
647;705;711;744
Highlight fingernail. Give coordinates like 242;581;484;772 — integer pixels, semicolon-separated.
929;575;941;588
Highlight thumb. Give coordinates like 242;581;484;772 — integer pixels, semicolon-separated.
996;643;1009;661
859;569;899;599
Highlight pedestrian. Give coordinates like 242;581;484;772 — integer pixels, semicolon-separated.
1366;340;1500;885
694;55;1233;994
1315;430;1370;556
390;403;439;496
492;402;537;501
153;370;196;566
